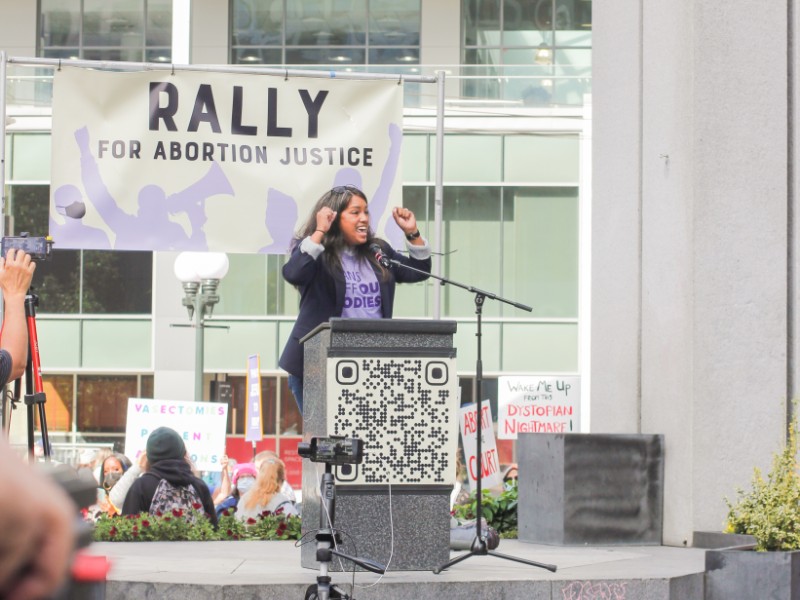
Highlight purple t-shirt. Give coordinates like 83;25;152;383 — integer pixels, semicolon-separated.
340;252;382;319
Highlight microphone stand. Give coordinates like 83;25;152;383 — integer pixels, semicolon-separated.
379;253;557;574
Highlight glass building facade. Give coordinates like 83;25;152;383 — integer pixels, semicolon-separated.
2;1;591;474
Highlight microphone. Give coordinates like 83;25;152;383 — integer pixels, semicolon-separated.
369;243;391;268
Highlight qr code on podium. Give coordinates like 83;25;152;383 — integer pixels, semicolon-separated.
326;357;458;485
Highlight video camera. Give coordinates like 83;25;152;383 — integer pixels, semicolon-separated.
298;436;364;466
1;233;54;261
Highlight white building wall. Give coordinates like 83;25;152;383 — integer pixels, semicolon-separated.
591;2;642;436
420;0;460;66
0;3;36;56
153;251;197;401
593;0;792;544
150;0;231;402
190;0;228;65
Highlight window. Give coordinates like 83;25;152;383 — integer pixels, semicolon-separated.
230;0;421;69
462;0;592;105
76;375;139;433
224;375;302;436
8;184;153;314
39;0;172;63
41;374;74;433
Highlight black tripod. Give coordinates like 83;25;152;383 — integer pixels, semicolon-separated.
374;251;557;574
3;289;51;460
304;462;386;600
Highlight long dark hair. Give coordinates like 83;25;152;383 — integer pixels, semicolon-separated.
292;185;389;278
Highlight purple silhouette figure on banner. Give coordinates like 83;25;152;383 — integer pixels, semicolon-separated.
65;126;233;251
258;122;404;254
364;123;405;249
259;189;298;253
50;184;112;249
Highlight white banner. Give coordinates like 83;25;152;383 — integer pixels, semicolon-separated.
50;66;405;253
497;376;581;439
459;401;503;492
124;398;228;471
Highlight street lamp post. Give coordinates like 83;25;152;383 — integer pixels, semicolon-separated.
174;252;229;401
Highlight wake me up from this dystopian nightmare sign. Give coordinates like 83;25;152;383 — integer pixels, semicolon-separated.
497;375;581;439
49;66;405;254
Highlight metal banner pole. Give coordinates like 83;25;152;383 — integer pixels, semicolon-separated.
433;71;445;320
1;51;8;241
0;51;7;431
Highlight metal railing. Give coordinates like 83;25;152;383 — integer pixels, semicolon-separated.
3;61;590;114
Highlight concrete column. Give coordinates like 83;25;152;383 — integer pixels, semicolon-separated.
152;251;195;401
593;0;791;544
0;1;36;56
190;0;229;64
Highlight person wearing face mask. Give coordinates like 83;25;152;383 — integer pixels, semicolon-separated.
82;452;133;520
99;453;132;516
279;185;431;412
233;464;257;495
101;453;131;490
215;463;257;517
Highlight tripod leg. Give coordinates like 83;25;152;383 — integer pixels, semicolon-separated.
23;294;51;459
488;551;557;572
26;386;35;458
433;549;477;574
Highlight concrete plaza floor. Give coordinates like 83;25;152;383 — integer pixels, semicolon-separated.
86;539;708;599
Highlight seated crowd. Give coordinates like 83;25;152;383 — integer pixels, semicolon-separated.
75;427;298;525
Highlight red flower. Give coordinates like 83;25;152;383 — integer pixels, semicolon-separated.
246;518;257;525
192;502;202;510
172;508;184;518
109;526;117;537
141;520;151;528
132;531;139;538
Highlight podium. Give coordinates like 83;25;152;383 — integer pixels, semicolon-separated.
300;318;459;571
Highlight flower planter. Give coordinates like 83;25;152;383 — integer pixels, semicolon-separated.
693;530;756;549
705;546;800;600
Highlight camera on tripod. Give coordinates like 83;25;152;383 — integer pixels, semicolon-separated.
298;436;363;466
1;233;54;261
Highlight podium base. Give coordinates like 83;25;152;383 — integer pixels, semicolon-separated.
301;486;451;571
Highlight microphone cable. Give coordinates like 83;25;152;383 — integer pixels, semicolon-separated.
352;454;394;592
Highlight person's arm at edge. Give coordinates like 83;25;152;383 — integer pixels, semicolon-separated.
212;455;231;506
0;440;74;600
0;249;35;381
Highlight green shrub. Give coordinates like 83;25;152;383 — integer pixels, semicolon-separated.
725;415;800;551
452;480;518;536
93;506;301;542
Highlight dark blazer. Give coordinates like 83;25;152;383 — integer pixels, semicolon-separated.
278;240;431;378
